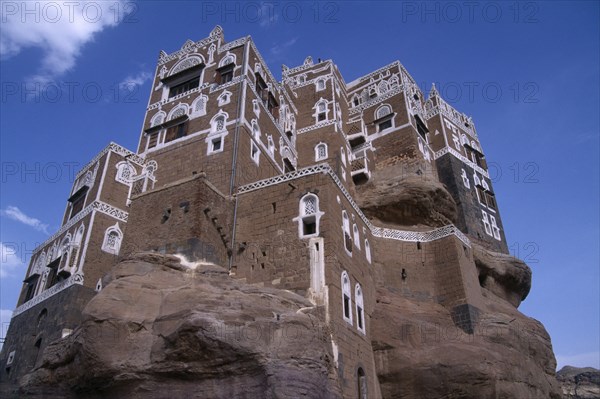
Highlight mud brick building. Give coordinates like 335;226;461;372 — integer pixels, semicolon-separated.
1;26;509;398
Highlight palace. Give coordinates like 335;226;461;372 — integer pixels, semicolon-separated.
1;26;509;398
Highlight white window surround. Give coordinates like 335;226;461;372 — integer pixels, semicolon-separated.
115;161;136;185
353;224;361;250
251;140;260;165
314;99;330;123
489;215;501;240
267;135;275;155
206;132;226;155
355;283;366;334
168;103;189;120
7;351;15;365
341;271;353;325
293;193;325;239
316;78;326;91
191;95;208;117
461;169;470;189
315;143;328;161
210;111;228;133
219;52;236;67
251;119;261;139
217;90;232;106
252;99;261;118
342;210;352;256
101;223;123;255
481;210;493;237
365;239;372;264
150;111;166;127
375;104;393;120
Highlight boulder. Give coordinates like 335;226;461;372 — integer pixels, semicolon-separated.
18;253;341;399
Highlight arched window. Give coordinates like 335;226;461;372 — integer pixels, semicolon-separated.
218;90;232;106
316;78;326;91
252;120;261;139
365;239;372;264
341;271;352;324
353;224;361;250
352;94;360;107
461;169;470;188
211;113;227;133
375;104;392;120
355;284;365;334
315;100;328;122
150;111;165;127
115;161;135;184
192;95;208;116
357;367;368;399
295;193;323;238
219;53;236;67
342;211;352;254
267;135;275;155
101;223;123;255
378;80;389;94
168;104;188;120
315;143;328;161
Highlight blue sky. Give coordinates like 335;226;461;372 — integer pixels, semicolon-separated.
0;1;598;370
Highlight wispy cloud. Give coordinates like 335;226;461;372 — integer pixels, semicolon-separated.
119;71;152;91
0;242;24;278
1;0;132;83
259;3;280;27
556;351;600;370
271;38;298;56
1;206;49;234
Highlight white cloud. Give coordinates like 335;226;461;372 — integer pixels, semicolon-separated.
556;351;600;370
1;206;49;234
119;71;152;91
0;242;24;277
270;38;297;56
1;0;132;82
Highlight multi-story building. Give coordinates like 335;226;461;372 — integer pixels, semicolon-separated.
1;26;509;398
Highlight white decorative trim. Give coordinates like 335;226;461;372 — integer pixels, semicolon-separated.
237;163;471;247
12;273;84;317
31;201;128;256
75;142;144;180
297;120;336;135
434;146;489;178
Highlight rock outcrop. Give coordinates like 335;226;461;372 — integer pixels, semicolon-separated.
472;243;532;308
557;366;600;398
18;253;341;399
356;168;458;228
13;248;562;399
371;285;562;398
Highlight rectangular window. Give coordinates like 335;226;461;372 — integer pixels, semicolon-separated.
147;132;159;149
343;295;350;318
302;216;316;236
357;306;363;329
476;185;486;205
485;192;497;211
251;141;260;165
46;258;60;289
165;121;188;143
169;76;199;98
68;186;89;219
378;118;392;131
217;64;234;84
482;211;492;236
211;136;222;152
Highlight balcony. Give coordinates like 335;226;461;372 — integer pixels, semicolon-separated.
351;156;371;185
